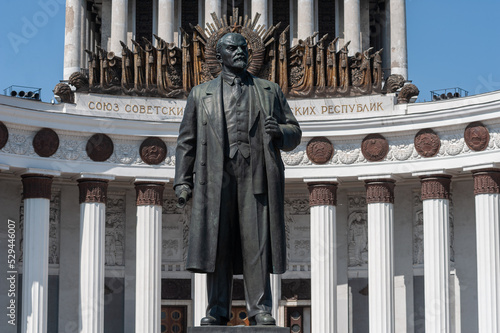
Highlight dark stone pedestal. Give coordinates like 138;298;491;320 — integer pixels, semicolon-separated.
188;327;290;333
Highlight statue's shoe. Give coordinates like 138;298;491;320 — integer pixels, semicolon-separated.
200;315;228;326
249;313;276;326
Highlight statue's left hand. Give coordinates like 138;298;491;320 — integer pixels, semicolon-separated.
265;116;283;140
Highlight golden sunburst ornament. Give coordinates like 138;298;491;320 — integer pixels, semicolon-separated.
192;8;280;78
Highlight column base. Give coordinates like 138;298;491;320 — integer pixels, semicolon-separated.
188;327;290;333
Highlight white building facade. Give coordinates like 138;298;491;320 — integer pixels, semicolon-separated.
0;1;499;333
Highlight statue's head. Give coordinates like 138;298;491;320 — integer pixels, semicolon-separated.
216;33;248;74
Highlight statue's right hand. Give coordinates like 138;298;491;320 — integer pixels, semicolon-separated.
175;185;192;208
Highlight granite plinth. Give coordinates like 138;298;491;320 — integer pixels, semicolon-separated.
188;327;290;333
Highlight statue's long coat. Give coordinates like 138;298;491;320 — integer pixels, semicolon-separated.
174;74;301;274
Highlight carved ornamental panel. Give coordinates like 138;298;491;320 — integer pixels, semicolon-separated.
347;193;368;267
105;193;126;266
162;194;189;270
284;195;311;272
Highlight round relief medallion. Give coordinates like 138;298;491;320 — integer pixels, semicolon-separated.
140;137;167;165
414;128;440;157
86;133;114;162
306;137;334;164
33;128;59;157
361;133;389;162
0;122;8;150
464;122;489;151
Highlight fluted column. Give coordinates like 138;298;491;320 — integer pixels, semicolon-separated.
64;0;84;79
307;182;338;333
158;0;175;42
344;0;361;55
420;175;452;333
364;179;395;333
110;0;128;54
78;177;112;333
193;273;208;326
251;0;268;29
21;173;56;333
389;0;408;79
270;274;281;322
472;170;500;332
204;0;222;27
135;181;166;333
297;0;315;40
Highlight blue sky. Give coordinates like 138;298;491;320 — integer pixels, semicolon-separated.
1;0;499;103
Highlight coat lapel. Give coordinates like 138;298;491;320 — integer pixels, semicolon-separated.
202;76;224;146
250;76;274;130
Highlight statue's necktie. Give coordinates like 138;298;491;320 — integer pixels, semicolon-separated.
232;77;242;105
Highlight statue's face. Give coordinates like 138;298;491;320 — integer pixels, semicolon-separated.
217;34;248;73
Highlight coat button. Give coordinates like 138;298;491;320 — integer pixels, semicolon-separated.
202;120;207;125
200;180;206;185
201;140;207;145
201;161;206;166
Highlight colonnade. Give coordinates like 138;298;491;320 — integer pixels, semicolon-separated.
20;167;499;332
306;171;499;333
63;0;408;80
20;171;168;333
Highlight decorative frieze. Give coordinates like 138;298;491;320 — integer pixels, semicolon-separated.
78;179;108;204
473;169;500;195
307;183;338;206
365;180;395;204
420;175;451;200
3;121;500;171
135;182;165;206
22;174;53;199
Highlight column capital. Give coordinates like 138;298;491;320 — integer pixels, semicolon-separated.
419;175;451;200
472;169;500;195
307;182;338;207
364;179;395;204
22;174;54;199
135;182;165;206
77;179;109;204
